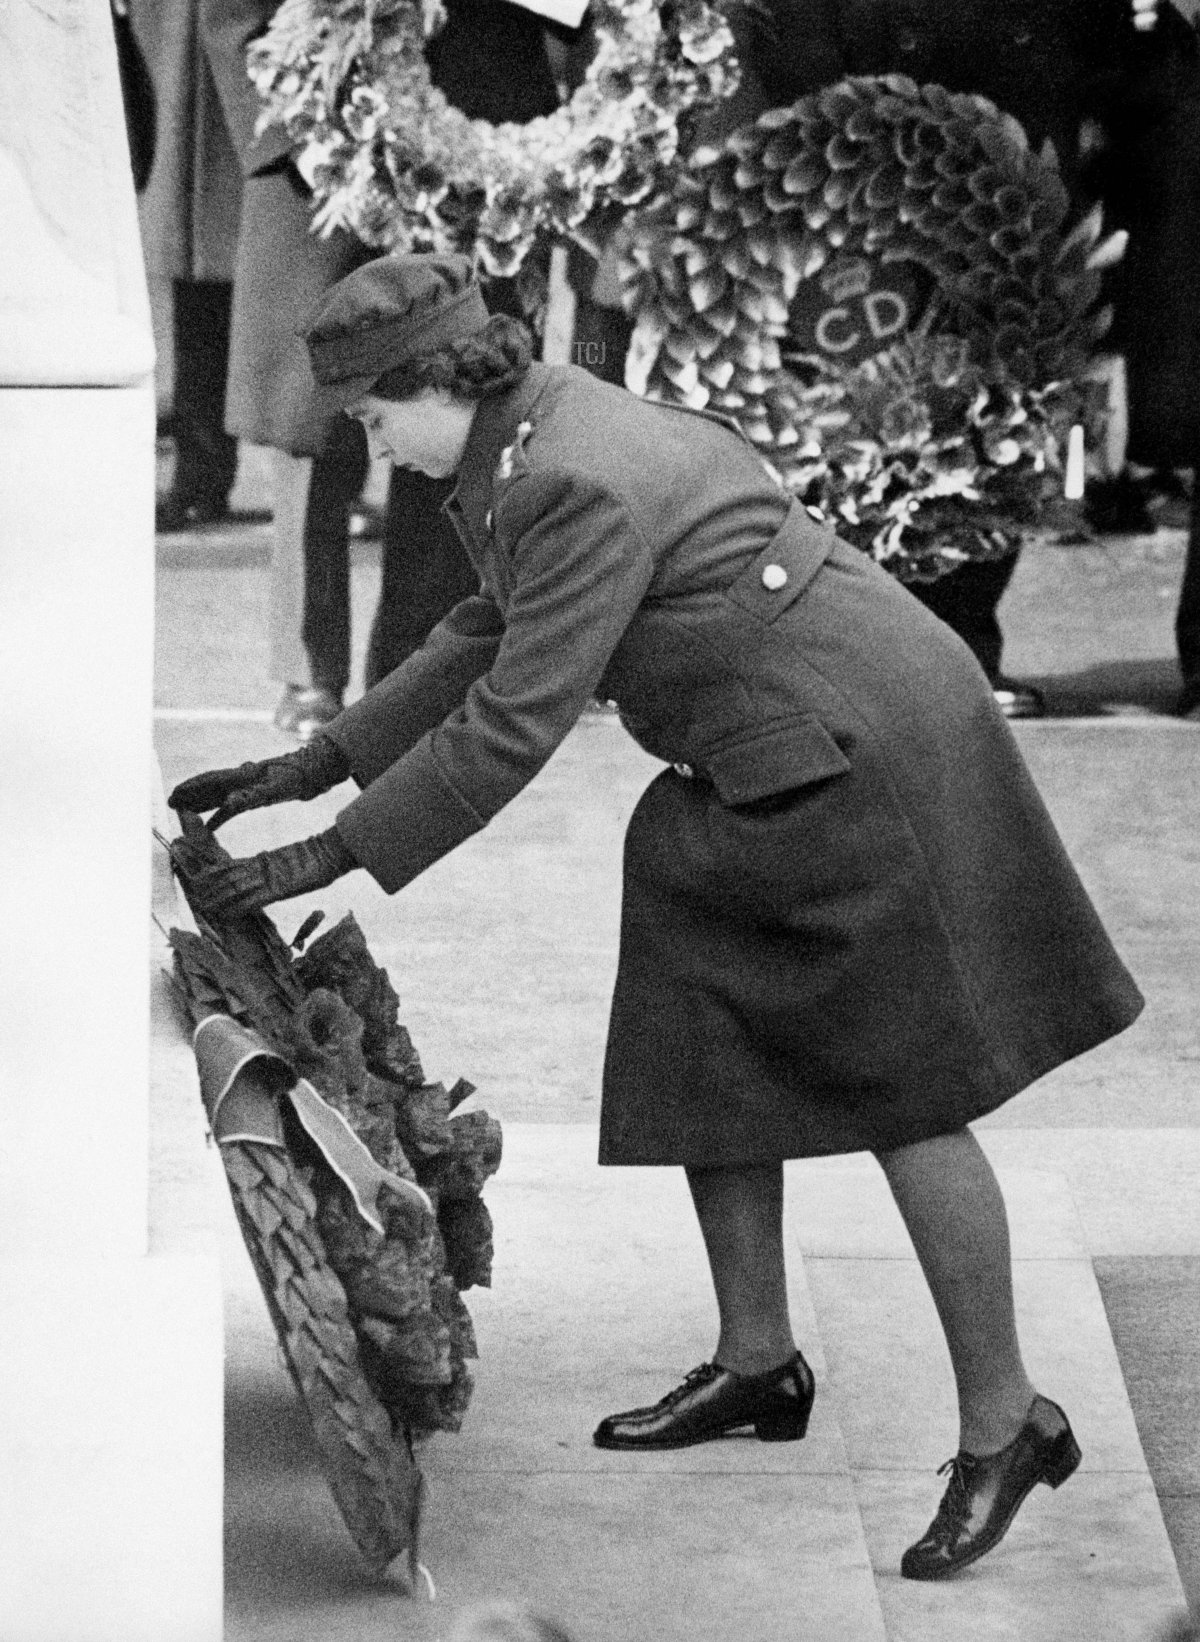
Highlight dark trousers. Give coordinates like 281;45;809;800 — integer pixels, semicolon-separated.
1181;488;1200;693
366;471;479;687
906;553;1021;682
170;279;238;503
300;418;369;693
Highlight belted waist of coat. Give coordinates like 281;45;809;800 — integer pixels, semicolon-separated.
616;505;848;805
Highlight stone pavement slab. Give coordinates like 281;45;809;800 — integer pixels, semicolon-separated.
799;1161;1189;1640
977;1130;1200;1257
808;1254;1148;1474
1093;1258;1200;1496
788;1157;1087;1260
858;1471;1186;1642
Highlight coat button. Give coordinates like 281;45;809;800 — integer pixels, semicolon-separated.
762;563;789;591
673;762;695;779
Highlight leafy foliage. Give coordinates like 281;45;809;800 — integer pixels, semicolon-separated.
619;75;1114;578
169;816;502;1569
784;331;1106;579
248;0;738;285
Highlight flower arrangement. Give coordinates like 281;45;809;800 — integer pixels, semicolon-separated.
168;816;501;1574
786;329;1105;579
248;0;738;280
619;75;1117;579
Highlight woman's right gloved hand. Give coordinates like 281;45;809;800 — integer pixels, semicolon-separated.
167;733;351;831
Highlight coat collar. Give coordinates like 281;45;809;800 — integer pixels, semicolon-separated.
444;362;554;546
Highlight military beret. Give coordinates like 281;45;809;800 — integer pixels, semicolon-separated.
300;253;490;414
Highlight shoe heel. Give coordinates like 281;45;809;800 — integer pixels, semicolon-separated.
1043;1430;1082;1489
754;1406;811;1443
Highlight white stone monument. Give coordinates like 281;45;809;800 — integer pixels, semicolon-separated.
0;4;223;1637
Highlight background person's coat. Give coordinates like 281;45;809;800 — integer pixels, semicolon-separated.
322;363;1143;1166
201;0;370;454
1093;9;1200;467
130;0;242;282
200;0;566;456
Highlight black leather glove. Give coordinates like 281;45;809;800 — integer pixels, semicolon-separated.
174;826;359;918
167;734;350;831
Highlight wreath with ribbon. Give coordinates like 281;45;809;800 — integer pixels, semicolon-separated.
618;74;1117;580
168;816;502;1577
248;0;738;281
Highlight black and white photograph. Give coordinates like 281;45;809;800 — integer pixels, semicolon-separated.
1;0;1198;1637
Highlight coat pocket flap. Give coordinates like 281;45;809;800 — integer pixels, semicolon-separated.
704;717;850;806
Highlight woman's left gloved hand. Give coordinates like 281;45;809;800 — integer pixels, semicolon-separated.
173;826;358;919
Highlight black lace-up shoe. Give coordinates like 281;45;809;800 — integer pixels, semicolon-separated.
901;1394;1081;1580
592;1353;815;1450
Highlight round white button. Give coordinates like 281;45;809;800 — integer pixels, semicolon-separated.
762;564;789;591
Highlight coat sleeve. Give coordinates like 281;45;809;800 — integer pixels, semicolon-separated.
200;0;293;176
322;593;506;784
334;471;656;892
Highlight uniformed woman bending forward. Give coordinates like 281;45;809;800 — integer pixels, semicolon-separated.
172;254;1143;1581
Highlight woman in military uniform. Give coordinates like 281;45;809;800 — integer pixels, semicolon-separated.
170;254;1143;1581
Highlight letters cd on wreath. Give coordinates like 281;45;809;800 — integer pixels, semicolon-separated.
788;256;933;370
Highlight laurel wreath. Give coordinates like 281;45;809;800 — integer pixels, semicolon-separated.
248;0;739;281
168;819;501;1575
618;74;1117;579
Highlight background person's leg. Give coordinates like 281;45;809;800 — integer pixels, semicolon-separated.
368;468;479;686
267;448;315;695
299;416;365;699
1177;478;1200;714
158;278;238;529
875;1127;1037;1455
905;554;1018;685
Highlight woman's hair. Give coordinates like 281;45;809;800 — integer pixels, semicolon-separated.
372;313;534;403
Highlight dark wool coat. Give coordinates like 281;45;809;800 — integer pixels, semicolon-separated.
324;364;1143;1166
699;0;1146;196
200;0;564;455
130;0;243;281
200;0;370;453
1092;9;1200;465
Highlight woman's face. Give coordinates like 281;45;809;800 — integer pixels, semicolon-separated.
349;389;475;478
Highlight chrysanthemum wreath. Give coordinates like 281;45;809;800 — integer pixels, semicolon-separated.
619;75;1121;580
248;0;739;280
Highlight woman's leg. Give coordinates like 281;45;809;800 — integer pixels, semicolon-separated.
267;449;315;692
685;1162;797;1376
875;1127;1036;1455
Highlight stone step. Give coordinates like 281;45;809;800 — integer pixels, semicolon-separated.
789;1153;1189;1641
220;1126;1189;1642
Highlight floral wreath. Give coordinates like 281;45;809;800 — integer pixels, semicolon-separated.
248;0;738;282
618;75;1117;580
